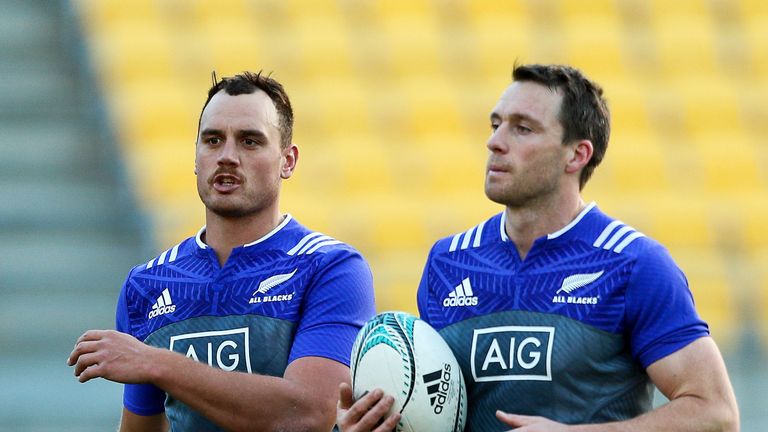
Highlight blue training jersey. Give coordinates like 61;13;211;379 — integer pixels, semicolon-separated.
417;203;709;430
115;215;376;430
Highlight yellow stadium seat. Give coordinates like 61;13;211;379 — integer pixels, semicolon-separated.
465;5;532;80
674;78;744;137
559;0;625;76
647;0;719;77
398;76;466;138
645;196;715;249
692;134;762;194
672;248;737;349
601;131;670;192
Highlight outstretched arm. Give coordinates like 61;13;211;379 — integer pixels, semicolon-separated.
496;337;739;431
69;329;346;432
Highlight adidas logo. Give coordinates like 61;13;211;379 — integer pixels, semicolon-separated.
148;288;176;319
423;364;452;414
443;278;478;307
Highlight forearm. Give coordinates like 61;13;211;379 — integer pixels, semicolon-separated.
148;348;327;431
571;394;738;432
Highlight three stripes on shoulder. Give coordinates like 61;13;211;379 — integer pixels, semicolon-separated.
446;220;644;254
448;221;486;252
287;232;342;256
593;221;645;253
146;243;181;269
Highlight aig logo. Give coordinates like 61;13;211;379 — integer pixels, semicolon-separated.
470;326;555;382
169;327;253;373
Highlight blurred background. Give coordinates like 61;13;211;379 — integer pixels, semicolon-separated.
0;0;765;430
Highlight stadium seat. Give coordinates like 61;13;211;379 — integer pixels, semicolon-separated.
672;248;737;349
72;0;767;340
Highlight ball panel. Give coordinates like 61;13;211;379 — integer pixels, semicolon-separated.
350;311;467;432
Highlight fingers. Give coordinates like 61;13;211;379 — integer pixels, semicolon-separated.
68;330;112;366
372;411;401;432
344;389;384;423
338;388;399;432
77;361;103;383
356;390;397;430
73;351;101;377
496;410;527;427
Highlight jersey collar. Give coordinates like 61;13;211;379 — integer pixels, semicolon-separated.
194;214;294;250
500;202;597;242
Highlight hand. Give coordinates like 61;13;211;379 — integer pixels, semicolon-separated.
336;383;401;432
67;329;156;384
497;411;570;432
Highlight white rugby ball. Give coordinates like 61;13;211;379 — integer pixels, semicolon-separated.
350;311;467;432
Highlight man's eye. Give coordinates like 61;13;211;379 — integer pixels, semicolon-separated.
206;137;221;145
490;123;500;131
244;138;259;146
516;125;532;134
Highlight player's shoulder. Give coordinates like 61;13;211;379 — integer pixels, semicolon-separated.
282;216;364;261
583;207;666;259
129;236;198;277
431;213;504;255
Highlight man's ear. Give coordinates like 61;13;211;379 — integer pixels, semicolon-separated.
281;144;299;179
565;139;593;174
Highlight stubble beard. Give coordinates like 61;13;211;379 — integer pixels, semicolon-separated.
197;178;280;220
484;170;560;210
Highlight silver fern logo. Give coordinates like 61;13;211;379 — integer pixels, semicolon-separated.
249;269;297;304
556;271;604;294
552;271;603;305
255;269;297;295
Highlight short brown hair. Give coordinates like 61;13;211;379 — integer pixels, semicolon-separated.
199;71;294;148
513;64;610;189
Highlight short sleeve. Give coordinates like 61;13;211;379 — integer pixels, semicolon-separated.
116;273;166;416
288;250;376;366
417;245;437;327
625;243;710;368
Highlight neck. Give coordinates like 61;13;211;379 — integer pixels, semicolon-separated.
203;208;283;266
504;190;585;260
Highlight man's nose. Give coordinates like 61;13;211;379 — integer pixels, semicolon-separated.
217;139;239;166
487;126;507;153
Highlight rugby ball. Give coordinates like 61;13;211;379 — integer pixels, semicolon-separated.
350;311;467;432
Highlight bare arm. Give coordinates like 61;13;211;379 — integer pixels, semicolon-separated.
497;337;739;431
118;409;168;432
69;329;346;431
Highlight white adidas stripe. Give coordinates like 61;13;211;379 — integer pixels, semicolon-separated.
306;240;342;255
593;220;623;248
603;226;635;250
297;235;333;255
449;233;462;252
594;221;644;253
146;242;182;270
287;232;324;256
614;232;645;253
460;226;476;250
449;222;486;252
288;233;342;256
473;221;486;247
169;243;180;262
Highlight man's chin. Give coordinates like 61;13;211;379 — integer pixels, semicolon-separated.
206;204;261;219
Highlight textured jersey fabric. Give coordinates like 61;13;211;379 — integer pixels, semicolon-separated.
116;215;376;430
417;203;708;430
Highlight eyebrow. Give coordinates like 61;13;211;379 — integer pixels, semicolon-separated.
199;128;269;140
490;112;545;129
